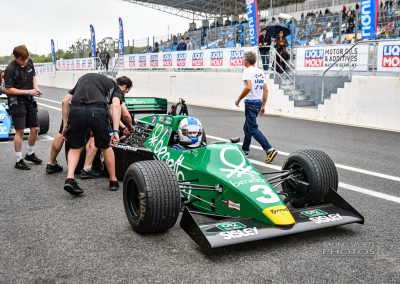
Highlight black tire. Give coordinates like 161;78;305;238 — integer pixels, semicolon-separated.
123;160;181;234
37;108;50;134
282;149;338;208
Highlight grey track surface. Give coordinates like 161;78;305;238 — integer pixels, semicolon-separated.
0;86;399;283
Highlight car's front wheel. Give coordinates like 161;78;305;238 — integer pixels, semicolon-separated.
123;160;181;234
282;149;338;208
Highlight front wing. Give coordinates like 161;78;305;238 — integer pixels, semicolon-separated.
180;188;364;249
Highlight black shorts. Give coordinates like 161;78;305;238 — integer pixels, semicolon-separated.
65;106;111;149
9;102;39;130
59;121;64;134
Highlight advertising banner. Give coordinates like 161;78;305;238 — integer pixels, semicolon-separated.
90;25;96;57
361;0;379;39
245;0;260;46
296;45;369;71
51;39;56;65
118;17;125;55
377;41;400;72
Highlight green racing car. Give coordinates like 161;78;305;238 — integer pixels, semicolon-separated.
114;97;364;249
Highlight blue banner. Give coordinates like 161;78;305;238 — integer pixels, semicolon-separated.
245;0;260;46
51;39;56;65
90;24;96;57
119;17;125;55
361;0;379;39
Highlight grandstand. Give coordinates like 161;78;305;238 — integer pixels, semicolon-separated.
124;0;400;51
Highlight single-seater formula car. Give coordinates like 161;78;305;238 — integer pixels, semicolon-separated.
115;97;363;249
0;94;49;139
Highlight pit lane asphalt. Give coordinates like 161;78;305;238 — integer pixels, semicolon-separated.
0;86;399;283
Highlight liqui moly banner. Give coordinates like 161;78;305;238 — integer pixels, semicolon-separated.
296;45;369;72
245;0;260;46
51;39;56;65
361;0;379;39
377;41;400;72
90;25;96;57
118;17;125;55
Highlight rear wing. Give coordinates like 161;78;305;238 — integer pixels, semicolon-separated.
125;97;167;115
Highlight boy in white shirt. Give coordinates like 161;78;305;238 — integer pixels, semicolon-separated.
235;51;278;163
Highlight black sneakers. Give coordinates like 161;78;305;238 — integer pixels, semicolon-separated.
64;179;84;196
15;159;31;170
25;153;43;165
46;162;63;174
109;180;119;191
80;168;101;179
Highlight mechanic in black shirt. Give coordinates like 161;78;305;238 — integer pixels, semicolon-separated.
4;45;43;170
62;73;123;195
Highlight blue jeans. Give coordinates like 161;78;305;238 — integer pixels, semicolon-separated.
242;102;272;152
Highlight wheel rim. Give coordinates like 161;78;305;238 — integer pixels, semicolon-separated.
126;177;140;220
284;162;309;202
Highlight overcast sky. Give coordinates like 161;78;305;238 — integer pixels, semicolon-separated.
1;0;193;56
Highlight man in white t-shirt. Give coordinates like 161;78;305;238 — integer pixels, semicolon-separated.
235;51;278;163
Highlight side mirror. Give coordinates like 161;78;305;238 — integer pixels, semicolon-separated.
230;137;240;144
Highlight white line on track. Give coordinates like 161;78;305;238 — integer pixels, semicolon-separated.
248;157;400;204
37;97;61;104
37;102;61;111
207;134;400;183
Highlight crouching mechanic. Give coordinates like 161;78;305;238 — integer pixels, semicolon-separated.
62;73;123;196
46;76;133;178
172;117;206;150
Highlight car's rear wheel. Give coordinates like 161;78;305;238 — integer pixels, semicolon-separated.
123;160;181;234
282;149;338;208
37;108;49;134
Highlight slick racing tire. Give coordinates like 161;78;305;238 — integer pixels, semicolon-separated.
123;160;181;234
282;149;338;208
37;108;50;134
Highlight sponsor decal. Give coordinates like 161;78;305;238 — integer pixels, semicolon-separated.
129;56;136;68
220;146;257;179
149;124;185;180
301;209;328;218
164;116;173;125
159;116;165;122
150;55;158;67
151;116;157;124
230;50;244;66
382;45;400;68
163;53;172;67
177;53;187;66
309;213;343;224
263;205;295;225
229;177;265;188
139;55;147;67
228;200;240;211
130;99;146;105
210;51;224;66
219;227;259;240
114;144;138;152
192;52;204;67
216;222;246;231
304;49;324;67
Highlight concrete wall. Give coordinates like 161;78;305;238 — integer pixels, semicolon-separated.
38;71;400;132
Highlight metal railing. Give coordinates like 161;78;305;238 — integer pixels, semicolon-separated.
268;46;299;99
321;40;383;103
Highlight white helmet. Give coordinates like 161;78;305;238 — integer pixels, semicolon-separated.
178;117;203;148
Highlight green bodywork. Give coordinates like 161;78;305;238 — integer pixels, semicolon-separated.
137;113;292;226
